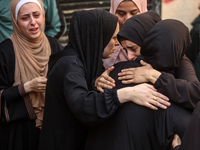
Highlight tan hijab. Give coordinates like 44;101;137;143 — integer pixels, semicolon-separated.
10;0;51;129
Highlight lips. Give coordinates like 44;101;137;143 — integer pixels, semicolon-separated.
30;27;38;33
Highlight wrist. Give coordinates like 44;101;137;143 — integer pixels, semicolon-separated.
148;69;161;84
24;81;31;93
117;87;130;103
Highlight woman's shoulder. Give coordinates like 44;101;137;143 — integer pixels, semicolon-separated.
0;38;13;50
0;38;14;57
46;35;63;54
48;45;83;74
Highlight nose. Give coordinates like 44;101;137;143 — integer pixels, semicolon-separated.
30;16;36;25
115;39;120;46
127;51;136;61
125;13;133;21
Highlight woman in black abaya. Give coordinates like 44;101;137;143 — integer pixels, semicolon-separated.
84;19;193;150
39;9;170;150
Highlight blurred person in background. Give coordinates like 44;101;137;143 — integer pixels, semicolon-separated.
186;4;200;81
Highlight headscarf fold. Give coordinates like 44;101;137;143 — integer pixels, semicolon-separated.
110;0;148;14
68;9;118;86
10;0;51;129
141;19;191;72
117;11;161;46
103;0;148;70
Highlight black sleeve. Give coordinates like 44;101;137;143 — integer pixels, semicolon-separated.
155;56;200;110
0;39;36;122
57;56;121;126
179;102;200;150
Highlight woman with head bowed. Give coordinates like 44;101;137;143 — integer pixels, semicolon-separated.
38;9;170;150
0;0;62;149
103;0;148;70
84;18;193;150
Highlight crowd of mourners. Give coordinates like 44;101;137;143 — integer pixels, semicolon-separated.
0;0;200;150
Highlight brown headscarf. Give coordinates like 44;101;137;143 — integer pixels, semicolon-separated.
10;0;51;129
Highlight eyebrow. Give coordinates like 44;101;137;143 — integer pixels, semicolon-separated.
116;8;139;12
127;45;137;49
20;11;39;16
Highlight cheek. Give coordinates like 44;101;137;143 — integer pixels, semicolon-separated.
18;21;27;29
109;40;115;50
18;22;29;33
116;17;124;28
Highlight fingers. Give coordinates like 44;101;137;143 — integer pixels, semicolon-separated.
140;60;148;66
95;68;116;92
37;77;47;83
96;87;104;93
149;94;170;110
29;77;47;93
144;102;158;110
107;66;115;74
118;70;134;80
153;91;169;101
98;76;115;88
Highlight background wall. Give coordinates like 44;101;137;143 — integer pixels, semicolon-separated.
161;0;200;30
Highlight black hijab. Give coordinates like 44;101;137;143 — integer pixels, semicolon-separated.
117;11;162;46
68;9;118;86
141;19;191;72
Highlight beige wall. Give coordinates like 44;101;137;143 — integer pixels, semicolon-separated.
161;0;200;30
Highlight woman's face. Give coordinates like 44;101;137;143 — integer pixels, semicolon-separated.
17;2;44;40
121;40;141;61
103;23;120;59
115;1;140;29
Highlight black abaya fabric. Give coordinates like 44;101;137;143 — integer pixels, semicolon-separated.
39;9;121;150
117;12;200;109
0;36;62;150
85;19;193;149
179;101;200;150
68;9;118;86
141;19;191;72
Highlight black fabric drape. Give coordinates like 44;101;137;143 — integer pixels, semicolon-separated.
141;19;191;72
39;9;120;150
117;11;161;46
68;9;118;86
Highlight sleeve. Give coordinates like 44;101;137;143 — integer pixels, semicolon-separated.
62;57;121;126
155;56;200;110
179;102;200;150
43;0;66;39
0;40;36;122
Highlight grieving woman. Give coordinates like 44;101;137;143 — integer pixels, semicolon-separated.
38;9;169;150
0;0;62;149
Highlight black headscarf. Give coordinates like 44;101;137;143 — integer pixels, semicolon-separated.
141;19;191;72
117;11;161;46
68;9;118;86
